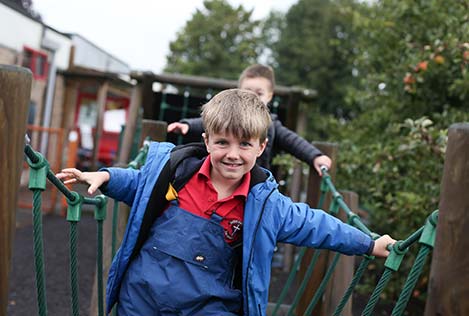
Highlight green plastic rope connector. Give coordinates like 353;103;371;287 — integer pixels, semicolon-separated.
94;195;108;221
320;178;329;193
384;240;408;271
128;161;138;169
27;153;49;190
419;210;438;247
329;197;340;215
66;191;83;222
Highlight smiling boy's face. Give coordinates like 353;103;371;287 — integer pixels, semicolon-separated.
203;131;267;186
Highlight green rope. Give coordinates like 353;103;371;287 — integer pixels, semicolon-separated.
332;257;372;316
361;268;394;316
391;245;431;316
32;189;48;316
96;219;104;316
69;221;80;316
303;252;342;316
94;195;107;316
286;250;322;316
271;248;307;316
391;211;437;316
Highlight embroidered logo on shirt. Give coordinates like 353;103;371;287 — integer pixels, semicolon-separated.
225;219;243;240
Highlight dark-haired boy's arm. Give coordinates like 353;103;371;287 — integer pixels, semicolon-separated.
167;117;204;137
273;119;331;175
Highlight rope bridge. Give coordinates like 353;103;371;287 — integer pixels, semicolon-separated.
23;141;437;316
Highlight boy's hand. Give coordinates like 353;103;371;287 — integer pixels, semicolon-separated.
372;234;396;258
56;168;110;195
313;155;332;176
167;122;189;135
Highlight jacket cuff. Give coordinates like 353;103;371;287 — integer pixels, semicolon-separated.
365;239;375;256
97;169;111;193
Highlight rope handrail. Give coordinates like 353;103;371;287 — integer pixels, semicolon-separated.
272;167;439;316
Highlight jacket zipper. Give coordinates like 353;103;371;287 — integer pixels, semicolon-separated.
245;188;275;315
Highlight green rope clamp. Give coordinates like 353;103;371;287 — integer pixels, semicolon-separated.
384;240;408;272
128;161;138;169
66;191;83;222
329;196;340;215
320;178;330;193
419;210;438;247
348;213;360;225
27;153;49;190
94;195;108;221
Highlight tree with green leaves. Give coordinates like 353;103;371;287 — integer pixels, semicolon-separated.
165;0;262;80
266;0;366;118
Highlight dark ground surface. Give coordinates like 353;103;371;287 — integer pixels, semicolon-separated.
8;206;97;315
8;185;418;316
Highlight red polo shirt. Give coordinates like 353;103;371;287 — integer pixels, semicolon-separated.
177;156;250;243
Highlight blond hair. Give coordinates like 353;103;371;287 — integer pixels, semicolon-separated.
201;89;271;143
238;64;275;91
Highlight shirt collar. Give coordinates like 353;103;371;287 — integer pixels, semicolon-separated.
198;155;251;198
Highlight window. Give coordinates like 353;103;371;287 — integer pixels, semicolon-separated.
22;46;48;80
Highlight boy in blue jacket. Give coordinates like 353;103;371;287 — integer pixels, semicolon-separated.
57;89;395;316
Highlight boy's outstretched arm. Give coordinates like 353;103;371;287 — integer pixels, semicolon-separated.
167;122;189;135
371;234;396;257
56;168;110;195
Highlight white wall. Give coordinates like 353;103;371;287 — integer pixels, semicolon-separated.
71;34;130;74
43;28;72;70
0;3;72;70
0;4;42;51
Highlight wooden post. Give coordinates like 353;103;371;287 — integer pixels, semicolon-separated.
141;74;156;120
424;123;469;316
139;119;168;145
0;65;32;316
296;141;338;316
118;84;143;164
92;81;109;169
321;190;358;316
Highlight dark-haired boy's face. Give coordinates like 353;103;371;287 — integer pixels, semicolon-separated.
203;132;267;186
240;77;273;106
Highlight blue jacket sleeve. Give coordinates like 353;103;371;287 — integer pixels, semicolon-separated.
99;167;141;206
273;194;372;255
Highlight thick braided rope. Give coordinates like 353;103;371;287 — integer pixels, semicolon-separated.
303;252;342;316
271;248;307;316
361;268;394;316
391;245;432;316
69;222;80;316
286;250;322;316
96;219;104;316
332;257;371;316
32;189;48;316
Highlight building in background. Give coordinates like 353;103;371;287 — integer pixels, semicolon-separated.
0;0;133;168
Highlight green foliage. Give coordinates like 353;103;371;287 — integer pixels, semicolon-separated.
164;0;262;79
345;0;469;118
163;0;469;306
267;0;368;117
